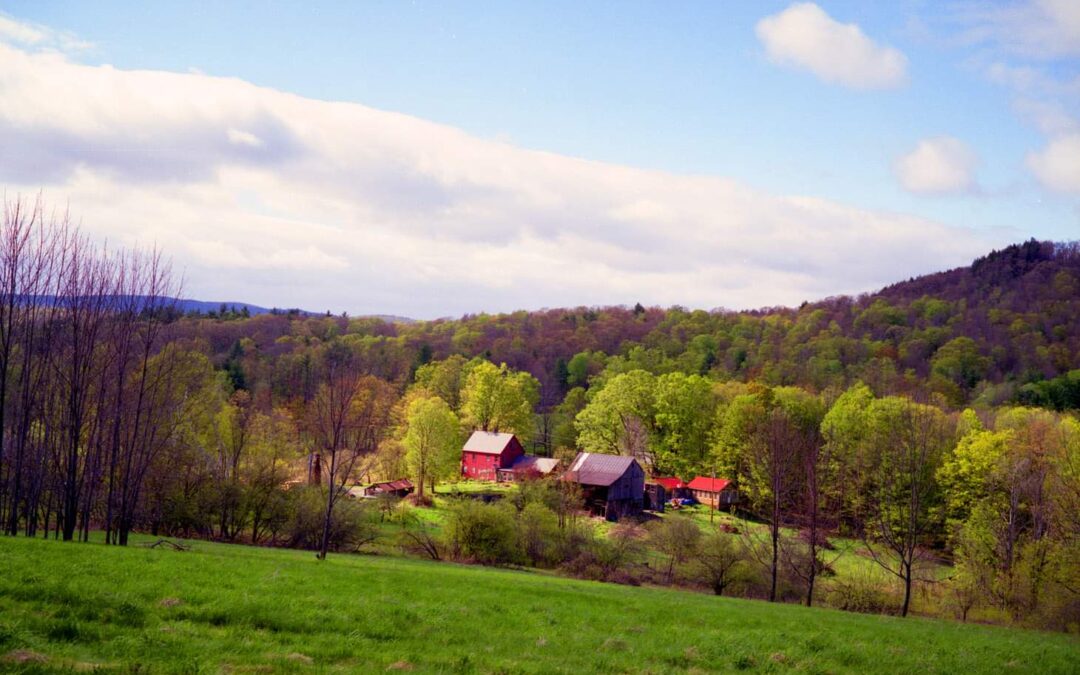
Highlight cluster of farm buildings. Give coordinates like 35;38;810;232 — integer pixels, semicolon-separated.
360;430;739;521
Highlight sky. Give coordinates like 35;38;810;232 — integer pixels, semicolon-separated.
0;1;1078;318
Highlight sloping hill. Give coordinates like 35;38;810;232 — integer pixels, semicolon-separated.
0;536;1076;672
164;239;1080;408
875;239;1078;303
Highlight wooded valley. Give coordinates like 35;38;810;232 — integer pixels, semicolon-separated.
1;196;1078;632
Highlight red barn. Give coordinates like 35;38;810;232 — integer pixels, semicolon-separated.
461;431;525;481
687;476;738;508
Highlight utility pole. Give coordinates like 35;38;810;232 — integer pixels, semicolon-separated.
710;463;716;525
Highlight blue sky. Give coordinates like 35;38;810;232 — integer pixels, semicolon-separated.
0;2;1078;316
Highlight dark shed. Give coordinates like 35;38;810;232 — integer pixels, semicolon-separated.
561;452;645;521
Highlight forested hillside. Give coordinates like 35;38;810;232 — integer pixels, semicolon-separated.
188;238;1080;413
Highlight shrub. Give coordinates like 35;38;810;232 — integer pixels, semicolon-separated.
826;571;894;614
511;477;583;528
284;487;380;552
562;522;647;583
397;509;443;561
517;502;561;567
445;501;522;565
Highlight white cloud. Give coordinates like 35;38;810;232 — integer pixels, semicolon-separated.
1027;133;1080;192
959;0;1080;59
894;137;979;195
0;12;92;52
1012;98;1079;136
967;12;1080;196
755;3;908;89
227;128;264;148
0;14;46;45
0;40;995;318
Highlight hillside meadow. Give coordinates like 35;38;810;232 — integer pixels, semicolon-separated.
1;536;1077;673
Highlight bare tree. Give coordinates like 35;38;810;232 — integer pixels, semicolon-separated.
693;530;748;596
785;424;840;607
745;408;802;602
99;248;181;544
50;227;121;541
306;344;393;559
648;516;701;584
0;196;59;535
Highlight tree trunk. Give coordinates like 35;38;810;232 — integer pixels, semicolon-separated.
317;449;338;560
317;493;333;560
901;561;912;617
769;520;779;602
806;518;818;607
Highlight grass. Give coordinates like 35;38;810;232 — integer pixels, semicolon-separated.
434;480;517;495
1;536;1077;673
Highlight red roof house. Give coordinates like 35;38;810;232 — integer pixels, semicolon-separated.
461;431;525;481
687;476;738;508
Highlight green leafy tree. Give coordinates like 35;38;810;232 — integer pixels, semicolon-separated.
820;382;875;534
937;425;1012;530
413;354;470;409
550;386;587;452
404;396;461;503
574;370;655;462
651;372;716;477
459;361;539;441
711;388;770;488
932;337;989;394
566;351;606;388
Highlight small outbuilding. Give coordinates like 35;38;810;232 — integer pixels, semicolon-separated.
461;431;525;481
362;479;415;498
687;476;738;508
497;455;561;482
652;476;690;500
561;452;645;521
644;482;667;512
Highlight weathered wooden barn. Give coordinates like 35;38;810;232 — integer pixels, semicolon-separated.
687;476;738;508
561;452;645;521
461;431;525;481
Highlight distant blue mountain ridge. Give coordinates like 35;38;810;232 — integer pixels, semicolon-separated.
14;295;414;323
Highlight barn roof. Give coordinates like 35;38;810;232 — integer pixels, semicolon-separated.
688;476;732;493
511;455;560;475
652;476;687;490
562;452;638;487
462;431;518;455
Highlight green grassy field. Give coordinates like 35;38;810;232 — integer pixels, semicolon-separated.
1;536;1077;673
